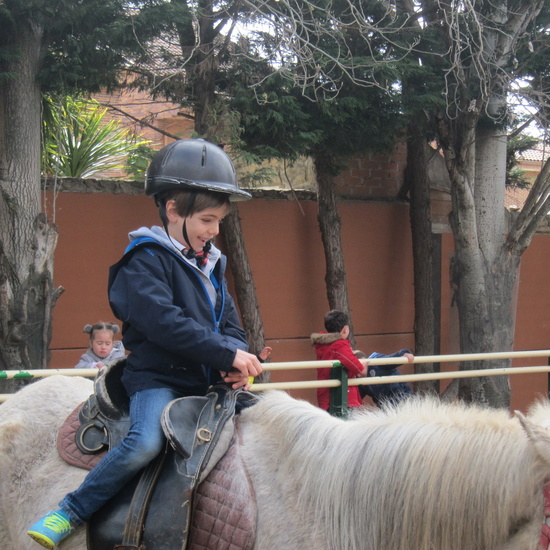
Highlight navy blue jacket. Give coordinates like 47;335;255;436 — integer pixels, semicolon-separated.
359;349;414;407
108;238;248;397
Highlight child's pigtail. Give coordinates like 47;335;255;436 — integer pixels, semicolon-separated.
84;322;120;338
107;322;120;335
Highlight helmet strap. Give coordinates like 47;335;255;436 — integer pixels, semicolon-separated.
182;221;211;265
181;220;196;260
157;197;170;237
157;196;193;256
181;192;197;260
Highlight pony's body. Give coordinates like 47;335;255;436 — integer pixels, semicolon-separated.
0;375;549;550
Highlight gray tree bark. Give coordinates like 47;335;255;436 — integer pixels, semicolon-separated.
313;152;354;342
445;123;520;407
0;20;63;390
221;205;270;382
406;134;438;395
436;0;546;407
439;108;518;407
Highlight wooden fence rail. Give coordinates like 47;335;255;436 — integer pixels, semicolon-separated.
1;350;549;407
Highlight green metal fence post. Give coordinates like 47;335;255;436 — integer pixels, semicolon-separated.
329;363;348;418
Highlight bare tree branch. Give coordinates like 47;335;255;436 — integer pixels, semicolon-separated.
507;156;550;254
97;102;184;141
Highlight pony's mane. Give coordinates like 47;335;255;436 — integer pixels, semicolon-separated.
245;391;548;550
526;399;550;431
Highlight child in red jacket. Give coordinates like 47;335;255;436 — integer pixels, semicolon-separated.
311;310;366;410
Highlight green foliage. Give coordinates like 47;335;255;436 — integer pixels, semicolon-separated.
513;5;550;132
0;0;176;94
229;71;322;161
236;164;278;189
213;0;405;169
42;95;148;178
125;144;157;181
506;133;540;189
227;52;402;166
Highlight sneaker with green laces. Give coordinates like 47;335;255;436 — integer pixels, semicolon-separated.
27;510;75;549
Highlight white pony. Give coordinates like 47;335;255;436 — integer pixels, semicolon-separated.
1;375;550;550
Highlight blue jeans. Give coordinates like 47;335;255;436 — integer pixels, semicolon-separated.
60;387;182;525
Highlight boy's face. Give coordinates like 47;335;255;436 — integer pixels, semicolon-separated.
91;329;114;358
167;201;228;252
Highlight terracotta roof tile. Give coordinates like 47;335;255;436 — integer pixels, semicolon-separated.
518;143;550;162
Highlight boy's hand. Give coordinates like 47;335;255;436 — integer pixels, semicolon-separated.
223;370;252;390
225;349;263;390
232;349;263;376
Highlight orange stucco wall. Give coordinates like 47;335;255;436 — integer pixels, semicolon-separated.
47;189;550;412
48;191;415;406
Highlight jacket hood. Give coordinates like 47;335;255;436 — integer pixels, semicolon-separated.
310;331;344;345
128;226;221;266
82;341;125;362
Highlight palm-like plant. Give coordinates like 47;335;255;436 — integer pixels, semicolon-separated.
42;95;146;178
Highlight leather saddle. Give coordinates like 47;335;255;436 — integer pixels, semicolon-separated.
58;359;258;550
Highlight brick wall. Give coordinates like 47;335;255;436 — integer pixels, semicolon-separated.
93;86;190;147
91;86;193;179
333;142;407;199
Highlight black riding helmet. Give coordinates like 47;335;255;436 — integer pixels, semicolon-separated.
145;139;250;261
145;139;251;201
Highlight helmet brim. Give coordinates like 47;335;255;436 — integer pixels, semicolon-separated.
146;176;252;201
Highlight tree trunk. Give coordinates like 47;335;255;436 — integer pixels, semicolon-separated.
221;205;270;383
0;21;62;390
181;0;269;379
313;152;354;342
446;119;515;408
437;0;543;408
188;0;219;138
454;249;518;407
406;133;438;395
